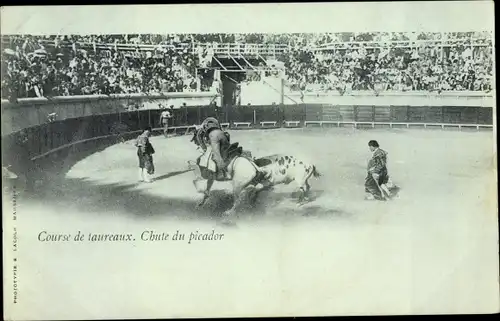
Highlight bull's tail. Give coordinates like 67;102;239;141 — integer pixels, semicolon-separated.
312;165;321;178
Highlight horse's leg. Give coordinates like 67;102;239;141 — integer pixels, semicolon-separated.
190;163;213;209
233;181;258;211
221;159;257;223
248;184;261;205
195;177;214;209
221;185;255;225
194;167;215;208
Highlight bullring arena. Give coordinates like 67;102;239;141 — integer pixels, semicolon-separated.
6;114;498;317
58;126;495;227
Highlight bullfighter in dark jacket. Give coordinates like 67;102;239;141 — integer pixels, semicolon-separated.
135;126;155;183
365;140;394;200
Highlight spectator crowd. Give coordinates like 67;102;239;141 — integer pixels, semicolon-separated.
1;35;203;101
1;32;493;101
282;32;493;94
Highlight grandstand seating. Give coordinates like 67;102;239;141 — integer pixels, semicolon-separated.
1;32;493;103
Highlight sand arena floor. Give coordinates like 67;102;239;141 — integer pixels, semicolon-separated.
7;127;498;318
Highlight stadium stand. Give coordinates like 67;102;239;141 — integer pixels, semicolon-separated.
1;32;493;102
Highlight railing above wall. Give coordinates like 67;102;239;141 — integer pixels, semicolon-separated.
315;38;492;50
198;43;289;57
0;92;218;108
281;90;495;107
4;37;491;54
239;85;495;107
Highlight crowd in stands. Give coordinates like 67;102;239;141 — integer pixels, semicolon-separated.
1;32;493;101
1;34;203;101
281;32;493;93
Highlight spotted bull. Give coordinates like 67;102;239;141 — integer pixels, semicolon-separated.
254;154;321;204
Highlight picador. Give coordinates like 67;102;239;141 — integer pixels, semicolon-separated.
196;117;235;181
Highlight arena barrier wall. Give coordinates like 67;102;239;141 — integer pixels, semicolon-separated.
1;92;495;184
1;92;219;136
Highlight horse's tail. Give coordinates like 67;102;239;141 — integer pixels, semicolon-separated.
312;165;321;178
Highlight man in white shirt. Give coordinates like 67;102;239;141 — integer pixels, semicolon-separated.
159;107;172;138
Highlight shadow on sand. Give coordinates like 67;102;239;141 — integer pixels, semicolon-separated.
153;169;193;182
20;168;243;223
18;167;351;225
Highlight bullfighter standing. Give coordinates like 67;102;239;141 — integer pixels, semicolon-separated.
364;140;394;200
159;107;172;138
135;126;155;183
